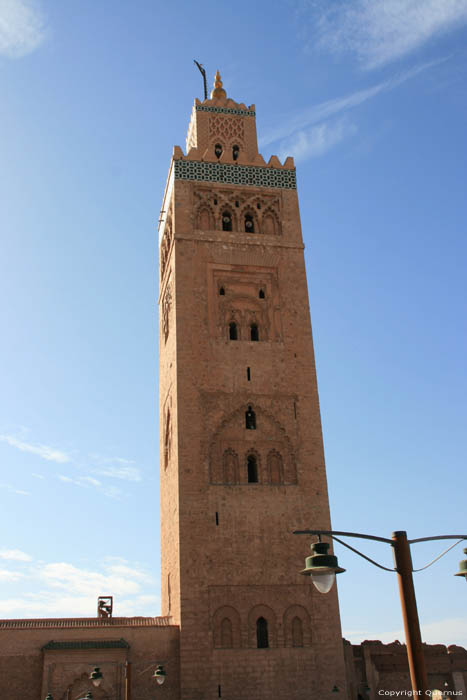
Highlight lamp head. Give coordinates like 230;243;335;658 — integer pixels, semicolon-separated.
153;664;166;685
89;667;103;687
454;548;467;581
301;541;345;594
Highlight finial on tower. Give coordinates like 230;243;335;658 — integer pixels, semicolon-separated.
210;70;227;99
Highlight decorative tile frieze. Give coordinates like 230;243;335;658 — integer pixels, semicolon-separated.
174;160;296;190
196;105;256;117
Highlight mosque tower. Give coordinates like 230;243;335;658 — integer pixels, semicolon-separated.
158;71;347;700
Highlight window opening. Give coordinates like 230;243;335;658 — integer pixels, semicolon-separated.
220;618;232;648
229;322;238;340
293;401;297;419
214;198;218;205
222;212;232;231
218;685;222;698
232;145;239;161
245;406;256;429
292;617;304;647
256;617;269;648
235;200;239;208
250;323;259;341
257;202;261;209
219;287;225;296
214;143;223;158
247;367;251;381
259;289;265;299
245;214;254;232
247;455;258;483
215;511;219;526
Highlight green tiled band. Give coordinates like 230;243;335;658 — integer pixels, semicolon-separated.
173;160;296;190
196;105;256;117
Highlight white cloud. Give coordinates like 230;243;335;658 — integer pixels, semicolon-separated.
0;569;24;581
278;118;357;162
0;548;32;561
0;0;47;58
0;434;71;463
307;0;467;69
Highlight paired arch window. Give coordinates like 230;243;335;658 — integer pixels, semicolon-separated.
256;617;269;648
245;214;254;233
250;323;259;341
245;407;256;429
247;455;258;483
222;212;232;231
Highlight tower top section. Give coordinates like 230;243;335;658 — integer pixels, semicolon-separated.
180;71;294;171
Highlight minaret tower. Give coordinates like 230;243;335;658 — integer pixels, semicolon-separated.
158;72;346;700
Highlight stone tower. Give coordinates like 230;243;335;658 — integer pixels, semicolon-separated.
158;72;346;700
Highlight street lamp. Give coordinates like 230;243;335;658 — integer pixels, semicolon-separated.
295;528;467;697
153;665;167;686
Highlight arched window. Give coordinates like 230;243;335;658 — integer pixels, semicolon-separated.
221;617;233;648
245;406;256;429
247;455;258;483
250;323;259;341
214;143;223;158
222;211;232;231
219;287;225;296
229;322;238;340
232;145;239;161
256;617;269;648
245;214;254;233
223;449;238;484
292;617;303;647
267;450;283;485
259;289;265;299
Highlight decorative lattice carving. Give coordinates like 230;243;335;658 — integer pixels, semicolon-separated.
160;216;173;279
162;281;172;343
209;115;245;144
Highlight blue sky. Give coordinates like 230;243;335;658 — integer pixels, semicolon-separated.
0;0;466;646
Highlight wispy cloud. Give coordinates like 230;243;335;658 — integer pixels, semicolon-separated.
0;434;71;463
94;465;142;482
278;117;357;162
262;58;446;161
0;0;47;58
0;549;32;562
0;481;31;496
304;0;467;69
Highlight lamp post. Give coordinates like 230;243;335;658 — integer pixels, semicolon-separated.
294;529;467;696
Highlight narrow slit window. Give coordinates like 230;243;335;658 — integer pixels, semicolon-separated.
232;145;239;161
222;212;232;232
219;287;225;296
247;455;258;483
250;324;259;341
256;617;269;648
215;512;219;526
247;367;251;381
259;289;265;299
218;685;222;698
245;214;254;232
229;322;238;340
245;406;256;429
215;143;223;158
